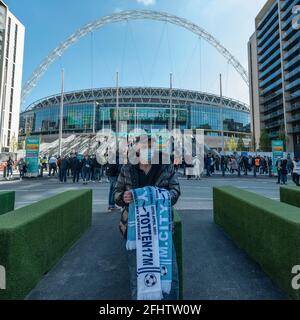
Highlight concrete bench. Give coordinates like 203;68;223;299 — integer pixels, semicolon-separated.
213;186;300;300
0;190;92;300
0;191;15;216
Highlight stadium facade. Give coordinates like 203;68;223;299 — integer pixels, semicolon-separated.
19;87;251;150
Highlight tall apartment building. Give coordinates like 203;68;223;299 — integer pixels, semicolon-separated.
248;0;300;154
0;1;24;152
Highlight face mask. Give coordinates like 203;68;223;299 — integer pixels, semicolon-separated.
140;148;154;163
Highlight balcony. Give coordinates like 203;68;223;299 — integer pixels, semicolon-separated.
283;30;300;51
286;102;300;112
260;78;283;96
261;110;284;121
281;0;299;21
260;89;283;104
264;119;283;129
259;59;281;80
283;43;300;61
284;54;300;71
288;125;300;134
257;31;279;55
286;90;300;101
287;113;300;123
258;50;281;72
259;69;282;88
286;78;300;91
281;11;295;30
258;41;280;64
260;100;284;112
257;10;279;39
257;22;279;47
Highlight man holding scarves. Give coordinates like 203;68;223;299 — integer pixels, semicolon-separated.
114;133;181;300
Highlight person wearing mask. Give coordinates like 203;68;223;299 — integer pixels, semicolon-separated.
114;133;181;300
292;157;300;186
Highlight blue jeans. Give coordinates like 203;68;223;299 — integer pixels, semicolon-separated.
82;168;91;182
281;173;287;184
124;240;179;300
108;176;117;207
94;167;103;181
7;167;13;176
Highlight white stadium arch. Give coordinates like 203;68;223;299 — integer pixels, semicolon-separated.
21;10;249;104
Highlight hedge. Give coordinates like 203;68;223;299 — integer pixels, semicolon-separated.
0;190;92;300
173;209;183;300
213;186;300;300
280;186;300;208
0;191;15;216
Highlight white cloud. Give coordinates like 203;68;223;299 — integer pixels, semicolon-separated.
136;0;156;6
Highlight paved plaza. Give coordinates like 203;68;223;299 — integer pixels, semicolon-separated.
0;175;288;300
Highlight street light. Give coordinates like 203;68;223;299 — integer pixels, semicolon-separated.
93;101;99;134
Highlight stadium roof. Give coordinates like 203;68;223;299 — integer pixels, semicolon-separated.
24;87;250;113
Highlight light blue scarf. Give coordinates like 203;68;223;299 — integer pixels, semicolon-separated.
127;186;173;300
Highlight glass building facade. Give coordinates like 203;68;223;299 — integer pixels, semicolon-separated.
249;0;300;154
19;87;250;139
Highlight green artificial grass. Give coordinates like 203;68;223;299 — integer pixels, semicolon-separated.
213;186;300;300
173;209;183;300
280;186;300;209
0;191;15;215
0;190;92;300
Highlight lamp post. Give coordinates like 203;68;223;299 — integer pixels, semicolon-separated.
93;101;99;134
169;73;173;131
58;69;64;156
220;73;225;153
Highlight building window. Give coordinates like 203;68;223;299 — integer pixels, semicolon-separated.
5;17;10;59
9;88;13;112
11;63;15;87
13;24;17;63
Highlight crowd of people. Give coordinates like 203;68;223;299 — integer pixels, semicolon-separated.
39;153;106;184
3;152;300;188
180;153;300;186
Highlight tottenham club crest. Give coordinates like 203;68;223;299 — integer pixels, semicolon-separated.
144;274;157;287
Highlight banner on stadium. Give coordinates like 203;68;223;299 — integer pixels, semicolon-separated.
272;140;284;173
25;137;40;177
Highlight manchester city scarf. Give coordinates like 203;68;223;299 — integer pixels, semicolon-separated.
126;186;173;300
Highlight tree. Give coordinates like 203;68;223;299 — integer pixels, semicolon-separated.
259;129;271;152
237;135;245;151
10;134;18;153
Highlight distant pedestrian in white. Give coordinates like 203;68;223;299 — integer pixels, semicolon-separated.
192;156;202;180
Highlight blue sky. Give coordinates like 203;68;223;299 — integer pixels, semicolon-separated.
6;0;266;110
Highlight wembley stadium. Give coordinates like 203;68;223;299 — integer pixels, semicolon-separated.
19;87;251;150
